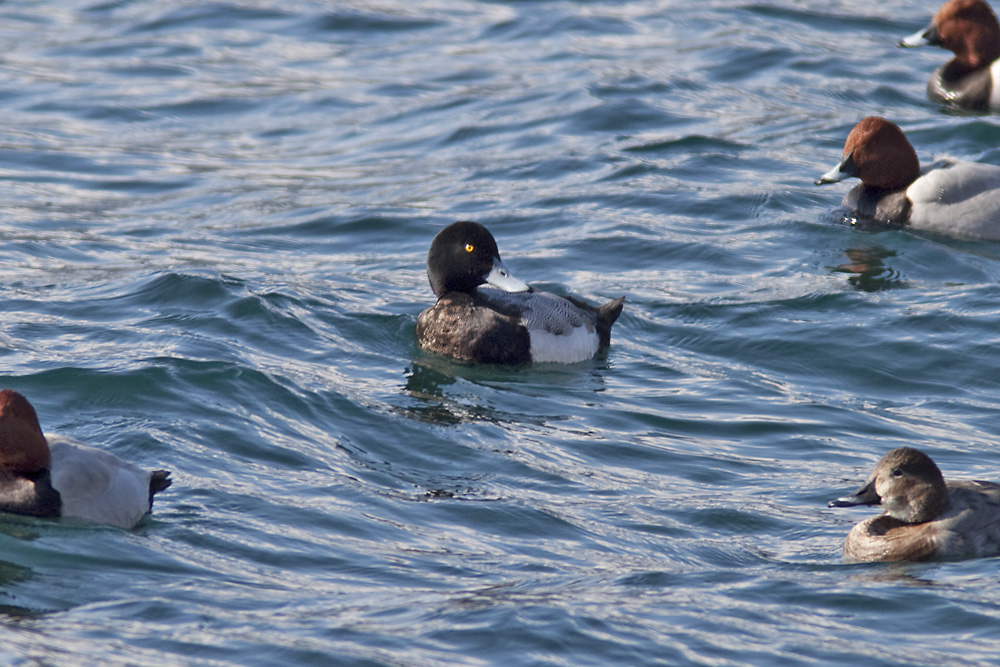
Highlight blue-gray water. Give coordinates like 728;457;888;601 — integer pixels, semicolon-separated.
3;1;1000;665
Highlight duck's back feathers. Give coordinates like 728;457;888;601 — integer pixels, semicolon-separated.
476;289;624;363
48;436;165;529
936;481;1000;557
909;159;1000;204
951;479;1000;501
477;288;588;333
906;159;1000;239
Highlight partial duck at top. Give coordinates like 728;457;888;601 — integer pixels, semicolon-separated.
830;447;1000;562
0;389;171;529
899;0;1000;111
416;221;624;364
815;116;1000;241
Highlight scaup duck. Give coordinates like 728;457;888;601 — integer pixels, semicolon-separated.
830;447;1000;562
0;389;171;529
899;0;1000;111
416;221;625;364
815;116;1000;240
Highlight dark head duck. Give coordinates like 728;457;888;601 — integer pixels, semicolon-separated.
425;220;530;298
830;447;1000;562
416;221;624;364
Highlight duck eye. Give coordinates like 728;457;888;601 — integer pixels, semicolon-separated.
465;244;474;253
891;468;903;477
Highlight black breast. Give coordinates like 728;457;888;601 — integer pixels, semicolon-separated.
843;185;912;228
0;468;62;518
416;292;532;364
928;62;993;110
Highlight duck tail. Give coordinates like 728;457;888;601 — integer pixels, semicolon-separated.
596;296;625;349
148;469;172;507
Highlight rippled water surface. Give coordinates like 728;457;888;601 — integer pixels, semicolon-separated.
4;1;1000;665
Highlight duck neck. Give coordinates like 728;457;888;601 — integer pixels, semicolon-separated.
908;485;951;523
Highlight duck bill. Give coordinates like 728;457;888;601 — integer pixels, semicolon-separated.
484;257;530;292
815;150;859;186
828;478;881;508
898;24;938;48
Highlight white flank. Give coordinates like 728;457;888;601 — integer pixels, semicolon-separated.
528;326;600;363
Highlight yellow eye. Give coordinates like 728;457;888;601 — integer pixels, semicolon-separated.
465;244;474;253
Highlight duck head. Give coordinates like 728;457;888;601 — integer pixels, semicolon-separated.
0;389;51;475
900;0;1000;72
829;447;950;524
815;117;921;191
426;221;530;298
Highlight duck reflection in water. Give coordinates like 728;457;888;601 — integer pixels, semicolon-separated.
832;246;907;292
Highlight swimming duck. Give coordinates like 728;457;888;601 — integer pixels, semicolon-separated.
899;0;1000;111
815;116;1000;240
416;221;625;364
829;447;1000;562
0;389;171;529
